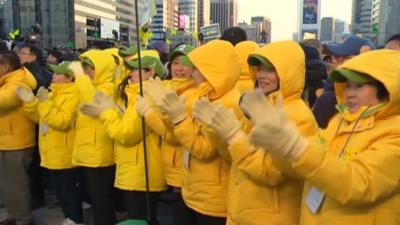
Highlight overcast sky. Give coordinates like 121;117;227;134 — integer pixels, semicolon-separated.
237;0;352;41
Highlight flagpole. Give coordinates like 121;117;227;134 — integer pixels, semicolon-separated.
134;0;152;222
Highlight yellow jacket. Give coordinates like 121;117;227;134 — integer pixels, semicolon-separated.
173;40;242;217
226;41;318;225
0;67;37;150
23;83;79;169
100;83;166;191
285;50;400;225
72;50;115;167
234;41;259;93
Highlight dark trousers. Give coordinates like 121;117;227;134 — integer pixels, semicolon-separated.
49;168;83;223
173;193;226;225
82;166;116;225
123;190;160;225
28;145;45;210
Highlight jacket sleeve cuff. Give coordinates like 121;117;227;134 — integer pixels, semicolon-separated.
289;142;326;179
229;135;256;163
99;108;119;122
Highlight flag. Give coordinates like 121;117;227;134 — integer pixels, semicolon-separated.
66;41;74;49
139;0;156;29
9;29;20;40
170;28;177;36
371;23;379;34
192;30;198;40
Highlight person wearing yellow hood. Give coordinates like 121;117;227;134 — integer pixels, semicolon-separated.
80;55;167;225
200;41;318;225
238;49;400;225
16;61;84;225
234;41;259;93
68;49;116;225
144;40;242;225
0;51;37;225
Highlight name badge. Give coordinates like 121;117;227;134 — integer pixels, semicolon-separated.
306;186;326;214
183;150;190;170
40;123;48;135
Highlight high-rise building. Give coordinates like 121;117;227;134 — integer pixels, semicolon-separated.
179;0;198;32
251;16;271;43
151;0;178;41
297;0;321;40
210;0;238;33
320;17;334;41
351;0;373;39
334;19;351;41
238;22;257;42
198;0;210;29
371;0;400;45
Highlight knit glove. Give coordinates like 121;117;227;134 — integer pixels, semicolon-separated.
16;86;35;103
36;87;49;102
136;96;153;117
80;92;114;118
158;90;186;125
144;77;169;108
193;97;219;127
241;90;308;161
209;106;245;144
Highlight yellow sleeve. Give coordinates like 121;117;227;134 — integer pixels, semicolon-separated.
22;98;40;123
100;105;145;146
37;95;79;130
173;116;218;160
144;110;180;144
74;75;96;103
229;135;286;186
290;132;400;206
0;81;24;111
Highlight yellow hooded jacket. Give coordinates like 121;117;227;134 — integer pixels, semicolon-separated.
226;41;318;225
0;67;37;150
72;50;115;167
23;83;79;169
234;41;259;93
172;40;242;217
102;48;127;98
285;50;400;225
99;83;167;191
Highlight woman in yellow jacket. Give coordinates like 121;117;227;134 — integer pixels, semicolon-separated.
202;41;318;225
234;41;259;93
17;61;84;225
80;55;167;225
68;49;116;225
144;40;242;225
238;50;400;225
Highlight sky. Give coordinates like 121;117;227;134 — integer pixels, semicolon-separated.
237;0;352;41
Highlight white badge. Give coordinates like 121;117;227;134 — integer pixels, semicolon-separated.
306;186;326;214
40;123;48;135
183;150;190;170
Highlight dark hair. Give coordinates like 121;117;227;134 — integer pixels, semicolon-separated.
117;76;130;107
48;50;62;63
220;27;247;46
21;44;43;61
386;33;400;43
374;81;389;102
0;50;22;71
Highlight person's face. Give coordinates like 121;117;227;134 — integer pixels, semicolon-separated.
345;81;381;114
191;69;206;86
0;56;11;77
385;40;400;50
171;56;194;79
83;65;96;80
330;55;351;68
47;54;58;65
256;64;280;95
52;73;73;83
129;68;154;84
18;47;36;65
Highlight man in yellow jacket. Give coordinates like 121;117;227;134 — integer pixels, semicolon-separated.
240;50;400;225
0;51;37;225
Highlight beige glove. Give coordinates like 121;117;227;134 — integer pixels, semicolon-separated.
143;77;169;107
193;97;218;127
80;92;114;117
209;106;245;144
136;96;153;117
36;87;49;102
159;90;186;125
241;90;308;161
68;61;85;78
16;86;35;103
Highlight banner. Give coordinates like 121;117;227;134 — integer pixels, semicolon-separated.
139;0;157;28
303;0;318;24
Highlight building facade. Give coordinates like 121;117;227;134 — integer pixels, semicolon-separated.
297;0;321;40
210;0;238;34
351;0;373;39
238;22;257;42
198;0;210;29
320;17;334;41
371;0;400;45
334;19;351;42
251;16;271;43
151;0;178;41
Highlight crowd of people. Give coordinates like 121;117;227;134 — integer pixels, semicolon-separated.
1;27;400;225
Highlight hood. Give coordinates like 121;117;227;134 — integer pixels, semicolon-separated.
103;48;123;66
234;41;259;81
335;49;400;119
0;67;37;90
251;41;305;100
80;49;115;87
188;40;241;98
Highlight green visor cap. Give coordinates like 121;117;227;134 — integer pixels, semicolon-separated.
81;58;95;69
247;54;274;70
125;56;165;78
49;61;73;76
179;55;195;68
118;46;138;57
330;68;374;84
169;44;195;61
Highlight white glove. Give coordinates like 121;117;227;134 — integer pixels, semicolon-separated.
136;96;153;117
159;90;186;125
193;97;219;127
209;106;245;144
16;86;35;103
36;87;49;102
80;92;114;118
143;77;169;108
